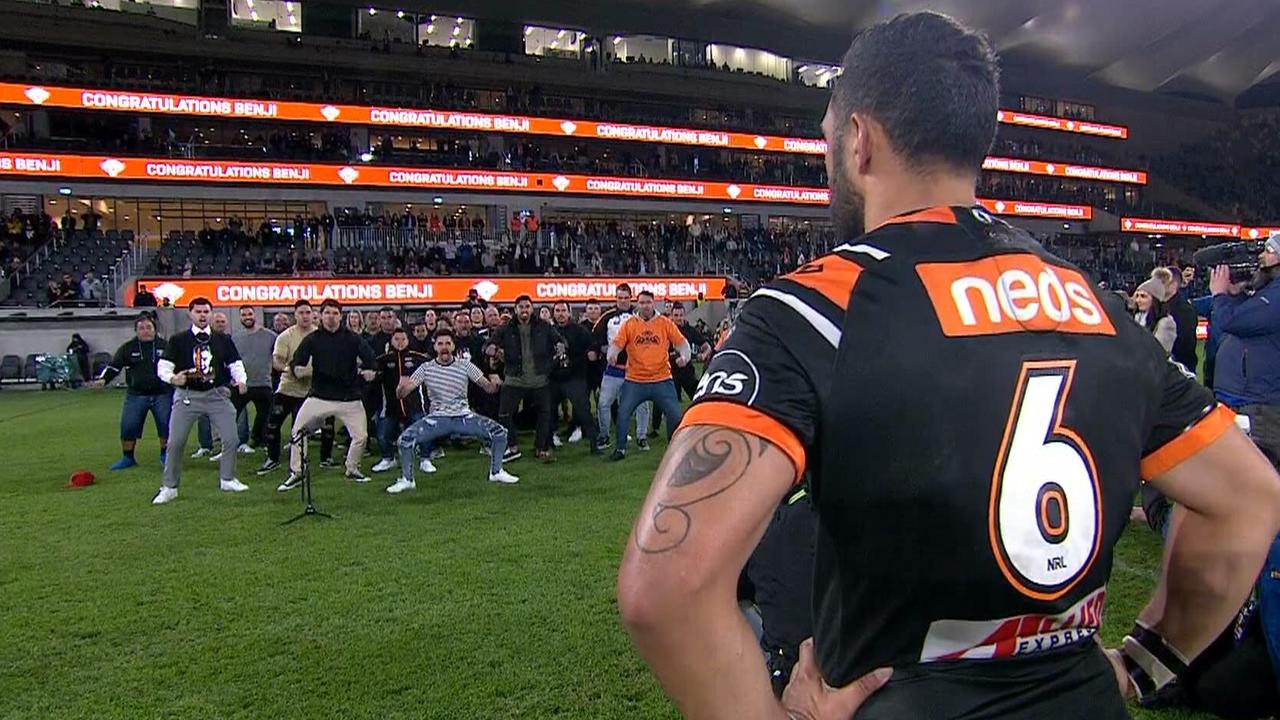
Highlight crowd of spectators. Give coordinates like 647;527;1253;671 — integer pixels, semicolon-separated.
1155;110;1280;225
1;209;58;282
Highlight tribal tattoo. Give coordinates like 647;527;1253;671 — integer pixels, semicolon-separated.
636;426;773;554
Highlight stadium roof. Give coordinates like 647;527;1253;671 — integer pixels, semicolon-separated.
422;0;1280;103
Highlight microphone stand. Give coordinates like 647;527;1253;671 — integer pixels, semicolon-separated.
281;428;334;525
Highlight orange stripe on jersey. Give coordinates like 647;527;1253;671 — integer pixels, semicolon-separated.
1140;404;1236;479
916;254;1117;337
873;206;958;230
678;401;806;483
781;254;863;310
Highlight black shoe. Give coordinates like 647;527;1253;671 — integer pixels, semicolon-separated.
276;473;303;492
256;459;280;476
594;436;612;452
502;447;523;463
319;458;339;469
609;450;626;462
345;470;370;483
637;438;651;452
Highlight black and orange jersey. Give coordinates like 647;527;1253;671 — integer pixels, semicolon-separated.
376;348;430;419
680;205;1230;710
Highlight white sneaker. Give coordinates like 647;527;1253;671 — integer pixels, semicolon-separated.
372;458;397;473
237;443;254;455
568;428;583;444
488;469;519;484
478;447;491;456
419;459;438;474
276;474;303;492
552;434;564;448
220;478;249;492
209;451;224;462
151;486;178;505
191;447;211;459
385;477;416;494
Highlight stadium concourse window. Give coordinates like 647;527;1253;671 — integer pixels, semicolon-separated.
228;0;300;32
606;35;674;65
795;63;842;89
525;26;585;59
416;16;475;49
1019;95;1096;121
55;0;198;25
705;44;791;82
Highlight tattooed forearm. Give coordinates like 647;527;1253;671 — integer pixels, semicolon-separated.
636;427;772;554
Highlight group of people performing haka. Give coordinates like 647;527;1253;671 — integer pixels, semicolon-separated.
97;283;713;505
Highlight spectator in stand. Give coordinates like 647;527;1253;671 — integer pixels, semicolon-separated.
80;271;105;305
1160;266;1200;374
59;273;80;302
134;284;157;308
155;252;173;275
47;279;63;305
1133;276;1177;354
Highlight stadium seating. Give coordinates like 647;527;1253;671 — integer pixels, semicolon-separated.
13;231;134;306
0;354;21;383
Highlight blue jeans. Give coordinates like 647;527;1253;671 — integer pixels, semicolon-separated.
121;391;172;441
616;380;683;453
380;412;424;460
397;413;508;481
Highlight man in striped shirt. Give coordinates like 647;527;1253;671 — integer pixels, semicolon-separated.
386;328;518;493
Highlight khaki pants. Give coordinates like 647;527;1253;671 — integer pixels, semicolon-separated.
289;398;367;474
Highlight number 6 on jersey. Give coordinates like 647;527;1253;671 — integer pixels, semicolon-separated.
989;360;1102;601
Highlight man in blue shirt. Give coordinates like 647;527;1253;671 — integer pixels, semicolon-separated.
1210;235;1280;464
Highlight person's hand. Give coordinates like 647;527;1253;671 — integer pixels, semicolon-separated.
587;350;598;362
360;369;377;382
1103;648;1134;700
489;375;503;388
293;365;312;379
675;355;689;368
782;638;892;720
1210;265;1236;296
171;370;187;387
236;382;248;396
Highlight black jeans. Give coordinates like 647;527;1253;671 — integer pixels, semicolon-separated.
552;376;598;444
265;393;335;463
499;383;552;452
234;386;273;447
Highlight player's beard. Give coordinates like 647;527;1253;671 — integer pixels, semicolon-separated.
828;130;865;241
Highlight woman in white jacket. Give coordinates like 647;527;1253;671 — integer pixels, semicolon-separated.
1133;276;1176;353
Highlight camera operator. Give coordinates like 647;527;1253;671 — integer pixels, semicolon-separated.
96;314;171;471
370;328;429;474
1210;236;1280;464
550;301;601;453
286;299;378;484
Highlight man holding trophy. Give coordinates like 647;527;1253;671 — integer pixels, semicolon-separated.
152;297;250;505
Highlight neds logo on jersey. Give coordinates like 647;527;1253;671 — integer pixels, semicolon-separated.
692;349;760;404
916;254;1116;337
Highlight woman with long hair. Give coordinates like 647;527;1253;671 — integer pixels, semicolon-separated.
1133;276;1176;353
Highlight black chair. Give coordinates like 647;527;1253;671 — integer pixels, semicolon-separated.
22;354;37;380
0;354;21;382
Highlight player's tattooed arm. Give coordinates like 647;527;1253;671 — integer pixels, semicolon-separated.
634;426;787;554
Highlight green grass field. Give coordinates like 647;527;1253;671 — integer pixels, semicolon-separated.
0;390;1210;719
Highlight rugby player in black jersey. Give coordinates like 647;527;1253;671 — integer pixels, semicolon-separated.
617;11;1280;720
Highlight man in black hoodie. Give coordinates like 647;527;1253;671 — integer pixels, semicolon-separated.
284;299;378;486
1164;266;1200;374
97;313;172;471
492;294;563;462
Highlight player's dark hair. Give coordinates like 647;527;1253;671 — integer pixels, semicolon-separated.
135;313;155;328
188;297;212;310
320;299;342;312
239;304;254;313
637;290;655;300
514;294;533;306
616;283;632;295
433;327;455;340
552;300;571;311
670;301;684;311
379;305;396;314
830;11;998;173
294;299;312;309
391;328;407;337
585;298;600;306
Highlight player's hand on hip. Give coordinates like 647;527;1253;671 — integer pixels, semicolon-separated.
171;371;187;387
360;369;377;382
783;638;892;720
236;382;248;395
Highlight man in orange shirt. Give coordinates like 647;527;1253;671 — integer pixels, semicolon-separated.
608;290;691;461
